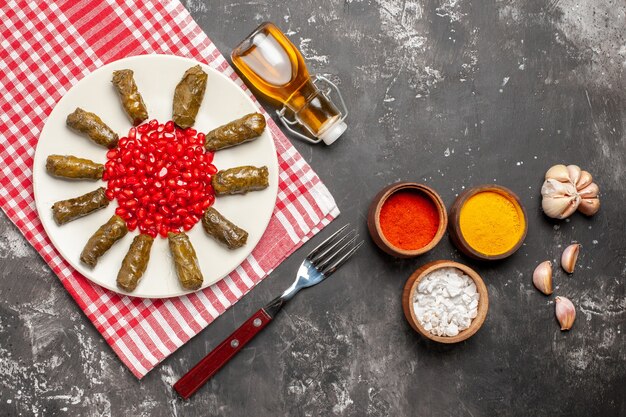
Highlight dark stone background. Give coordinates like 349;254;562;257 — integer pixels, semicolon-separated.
1;0;624;415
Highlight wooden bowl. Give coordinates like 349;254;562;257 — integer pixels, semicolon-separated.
367;182;447;258
402;260;489;343
448;185;527;261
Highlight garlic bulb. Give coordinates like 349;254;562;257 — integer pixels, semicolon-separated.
541;164;600;219
555;296;576;331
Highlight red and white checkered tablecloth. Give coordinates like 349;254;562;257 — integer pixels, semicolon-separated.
0;0;339;378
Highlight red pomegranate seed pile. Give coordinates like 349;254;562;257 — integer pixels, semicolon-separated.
103;119;216;238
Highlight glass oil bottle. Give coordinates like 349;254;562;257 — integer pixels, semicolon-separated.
231;22;348;145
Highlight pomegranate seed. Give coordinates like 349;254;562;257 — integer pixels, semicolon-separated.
207;164;217;175
137;123;149;133
127;218;138;230
149;119;158;129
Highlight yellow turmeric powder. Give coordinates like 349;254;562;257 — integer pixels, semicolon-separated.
459;191;525;256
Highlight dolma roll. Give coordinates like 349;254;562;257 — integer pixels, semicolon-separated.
201;207;248;249
204;113;266;152
66;108;119;149
116;234;154;292
80;215;128;268
168;232;203;290
111;69;149;126
51;187;109;225
46;155;104;180
212;165;269;196
172;65;208;129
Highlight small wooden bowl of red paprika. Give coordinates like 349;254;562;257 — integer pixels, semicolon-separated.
367;182;447;258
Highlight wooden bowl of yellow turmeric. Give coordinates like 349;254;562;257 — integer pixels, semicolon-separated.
448;185;527;261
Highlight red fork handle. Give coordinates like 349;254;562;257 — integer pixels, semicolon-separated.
173;308;273;399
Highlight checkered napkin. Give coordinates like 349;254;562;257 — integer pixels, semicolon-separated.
0;0;339;378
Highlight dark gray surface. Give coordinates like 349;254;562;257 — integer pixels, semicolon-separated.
1;0;625;416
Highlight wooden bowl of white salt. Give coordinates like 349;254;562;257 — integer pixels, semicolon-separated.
402;260;489;344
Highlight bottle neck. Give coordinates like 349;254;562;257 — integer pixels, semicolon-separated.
285;79;342;138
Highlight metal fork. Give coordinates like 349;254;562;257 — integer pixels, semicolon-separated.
173;225;363;399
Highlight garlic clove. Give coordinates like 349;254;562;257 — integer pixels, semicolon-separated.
566;165;582;186
532;261;553;295
545;164;570;182
578;182;600;199
561;243;581;274
555;296;576;331
541;178;578;198
576;170;593;190
541;179;580;219
541;194;580;219
578;198;600;216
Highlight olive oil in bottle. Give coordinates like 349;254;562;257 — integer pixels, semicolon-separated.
232;22;347;145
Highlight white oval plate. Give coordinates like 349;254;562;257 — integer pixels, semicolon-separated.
33;54;278;298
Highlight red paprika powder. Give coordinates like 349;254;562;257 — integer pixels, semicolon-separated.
379;190;439;250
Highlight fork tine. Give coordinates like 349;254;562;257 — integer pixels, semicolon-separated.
309;229;355;266
321;241;364;277
306;224;350;261
315;234;359;271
